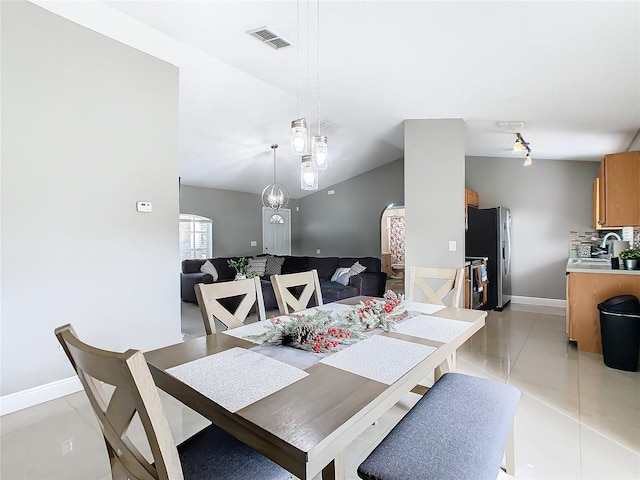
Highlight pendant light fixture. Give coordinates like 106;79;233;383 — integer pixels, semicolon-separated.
262;144;289;211
300;154;318;190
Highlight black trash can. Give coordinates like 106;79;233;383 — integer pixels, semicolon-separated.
597;295;640;372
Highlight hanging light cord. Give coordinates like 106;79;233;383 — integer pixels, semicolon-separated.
317;0;321;135
296;0;300;120
307;0;311;132
272;144;278;184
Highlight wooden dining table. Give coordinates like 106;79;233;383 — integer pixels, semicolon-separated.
145;297;486;480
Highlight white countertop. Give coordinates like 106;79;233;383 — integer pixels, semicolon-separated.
566;258;640;275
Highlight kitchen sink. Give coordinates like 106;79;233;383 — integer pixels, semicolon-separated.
569;258;611;265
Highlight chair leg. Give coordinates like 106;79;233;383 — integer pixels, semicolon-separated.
505;422;516;475
434;352;456;382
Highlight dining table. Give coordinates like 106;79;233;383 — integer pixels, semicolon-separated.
145;296;487;480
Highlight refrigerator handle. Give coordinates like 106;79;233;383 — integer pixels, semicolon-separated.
504;212;512;275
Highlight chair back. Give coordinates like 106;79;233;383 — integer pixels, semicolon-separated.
408;266;465;307
54;324;183;480
195;277;266;334
270;269;323;314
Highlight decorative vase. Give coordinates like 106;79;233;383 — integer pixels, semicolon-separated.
235;274;247;281
623;259;639;270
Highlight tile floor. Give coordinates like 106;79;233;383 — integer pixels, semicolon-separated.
1;300;639;479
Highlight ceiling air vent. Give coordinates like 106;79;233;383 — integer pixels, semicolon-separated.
247;26;292;50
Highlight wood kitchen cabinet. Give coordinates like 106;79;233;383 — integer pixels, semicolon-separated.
464;188;479;231
596;150;640;228
566;271;640;353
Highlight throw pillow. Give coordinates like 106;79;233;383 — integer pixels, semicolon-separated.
200;260;219;281
331;267;351;282
246;257;268;277
264;256;285;276
349;261;367;276
335;271;354;286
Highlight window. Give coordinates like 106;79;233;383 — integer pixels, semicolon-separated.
179;214;212;261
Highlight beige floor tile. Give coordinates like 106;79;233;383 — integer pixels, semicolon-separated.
579;424;640;479
511;392;583;479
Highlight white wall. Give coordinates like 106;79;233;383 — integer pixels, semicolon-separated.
1;2;181;401
404;119;466;276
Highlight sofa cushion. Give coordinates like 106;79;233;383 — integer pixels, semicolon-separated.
331;267;351;282
338;257;381;272
281;256;308;274
349;261;367;275
247;257;268;277
211;258;237;281
200;260;219;281
182;259;207;274
264;256;285;276
320;281;359;303
308;257;339;281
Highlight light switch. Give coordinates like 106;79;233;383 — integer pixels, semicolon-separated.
448;240;457;252
251;241;257;247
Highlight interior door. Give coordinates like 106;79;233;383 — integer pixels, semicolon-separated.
262;208;291;255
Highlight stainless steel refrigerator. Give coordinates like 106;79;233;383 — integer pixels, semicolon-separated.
465;206;512;310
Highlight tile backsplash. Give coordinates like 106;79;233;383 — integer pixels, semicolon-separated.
570;227;639;257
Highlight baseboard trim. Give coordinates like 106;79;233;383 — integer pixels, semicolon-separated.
0;376;83;416
511;296;566;308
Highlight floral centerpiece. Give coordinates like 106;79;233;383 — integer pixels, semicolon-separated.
245;290;407;353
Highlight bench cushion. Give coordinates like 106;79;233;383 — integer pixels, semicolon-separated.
357;373;520;480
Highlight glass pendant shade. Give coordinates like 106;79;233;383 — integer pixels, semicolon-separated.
291;118;308;155
512;139;523;153
311;135;328;171
300;155;318;190
523;153;532;166
262;144;289;211
262;183;289;210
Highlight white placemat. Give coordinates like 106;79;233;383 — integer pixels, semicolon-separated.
319;335;435;385
404;302;446;315
222;320;274;343
298;303;351;316
166;347;308;412
394;314;472;343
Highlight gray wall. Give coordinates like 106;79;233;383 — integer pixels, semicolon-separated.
1;2;180;396
296;159;404;257
466;156;599;300
180;185;300;257
404;119;466;274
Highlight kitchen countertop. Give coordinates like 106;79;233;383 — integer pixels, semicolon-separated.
566;258;640;275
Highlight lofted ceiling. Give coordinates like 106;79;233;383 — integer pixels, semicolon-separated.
34;1;640;198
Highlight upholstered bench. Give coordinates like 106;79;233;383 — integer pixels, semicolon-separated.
357;373;520;480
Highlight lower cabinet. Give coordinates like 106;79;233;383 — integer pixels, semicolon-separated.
566;272;640;354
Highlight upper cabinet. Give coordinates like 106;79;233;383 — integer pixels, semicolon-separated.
465;188;479;230
594;151;640;228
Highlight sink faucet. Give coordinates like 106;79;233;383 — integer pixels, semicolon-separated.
600;232;622;254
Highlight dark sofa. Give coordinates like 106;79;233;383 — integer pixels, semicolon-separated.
181;255;387;311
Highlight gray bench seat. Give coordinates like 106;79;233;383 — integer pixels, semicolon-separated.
357;373;521;480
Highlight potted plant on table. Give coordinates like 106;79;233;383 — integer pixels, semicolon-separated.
227;257;249;280
618;248;640;270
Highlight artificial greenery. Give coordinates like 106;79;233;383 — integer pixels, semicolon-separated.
619;248;640;260
227;257;248;275
245;290;408;353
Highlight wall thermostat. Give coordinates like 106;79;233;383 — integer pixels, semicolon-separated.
136;201;152;213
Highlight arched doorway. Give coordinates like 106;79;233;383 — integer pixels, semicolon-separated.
380;204;405;293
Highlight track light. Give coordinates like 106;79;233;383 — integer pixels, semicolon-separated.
513;133;533;166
